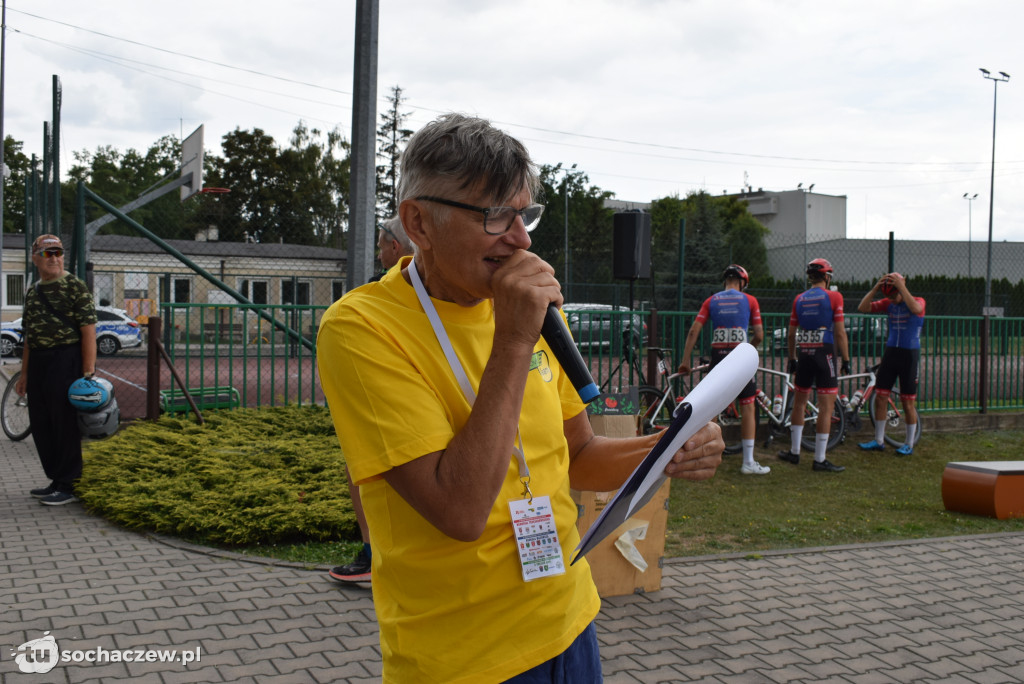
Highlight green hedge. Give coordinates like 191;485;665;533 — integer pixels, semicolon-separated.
79;405;357;546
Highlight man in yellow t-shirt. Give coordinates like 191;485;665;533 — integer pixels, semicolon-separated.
318;113;724;683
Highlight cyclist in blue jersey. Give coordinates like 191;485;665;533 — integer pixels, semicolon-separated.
856;272;925;455
678;265;768;475
779;258;850;473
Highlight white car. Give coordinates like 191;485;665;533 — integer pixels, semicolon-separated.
95;306;144;356
1;306;143;357
0;320;23;357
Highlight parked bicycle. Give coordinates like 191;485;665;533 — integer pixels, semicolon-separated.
636;348;746;454
750;366;846;453
2;371;31;441
837;364;923;448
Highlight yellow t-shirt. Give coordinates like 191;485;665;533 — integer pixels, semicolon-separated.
317;259;600;683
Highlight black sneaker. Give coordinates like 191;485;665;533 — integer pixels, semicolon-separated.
30;484;57;499
40;491;80;506
813;459;845;473
329;548;371;582
777;450;799;465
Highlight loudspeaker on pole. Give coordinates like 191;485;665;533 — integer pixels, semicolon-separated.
613;212;652;280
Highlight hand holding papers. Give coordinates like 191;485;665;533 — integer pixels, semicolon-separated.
573;343;759;563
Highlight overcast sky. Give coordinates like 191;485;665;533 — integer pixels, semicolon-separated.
5;0;1024;244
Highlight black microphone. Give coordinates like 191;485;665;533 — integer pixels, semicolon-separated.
540;304;600;404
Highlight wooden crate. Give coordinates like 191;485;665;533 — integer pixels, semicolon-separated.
942;461;1024;520
571;413;670;597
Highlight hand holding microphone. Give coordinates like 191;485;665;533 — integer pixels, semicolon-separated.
540;304;600;404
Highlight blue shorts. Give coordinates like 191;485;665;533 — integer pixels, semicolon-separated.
503;622;602;683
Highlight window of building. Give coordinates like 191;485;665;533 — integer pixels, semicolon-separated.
281;279;311;306
5;273;25;308
239;278;269;305
172;277;192;304
94;272;114;307
331;280;346;302
124;271;149;300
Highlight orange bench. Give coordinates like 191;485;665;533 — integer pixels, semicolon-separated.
942;461;1024;520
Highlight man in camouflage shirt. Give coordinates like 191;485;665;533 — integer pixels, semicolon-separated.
16;234;97;506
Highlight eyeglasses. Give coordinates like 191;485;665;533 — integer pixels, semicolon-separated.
36;248;64;258
416;196;545;235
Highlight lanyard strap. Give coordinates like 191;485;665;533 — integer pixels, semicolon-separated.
408;259;531;497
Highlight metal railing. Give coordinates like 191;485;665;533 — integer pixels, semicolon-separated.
136;304;1022;420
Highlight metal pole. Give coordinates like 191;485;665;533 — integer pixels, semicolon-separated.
563;172;569;301
562;163;576;302
980;69;1009;310
963;193;977;280
346;0;379;290
0;0;7;306
676;217;685;311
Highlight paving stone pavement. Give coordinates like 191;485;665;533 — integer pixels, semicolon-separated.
3;435;1024;683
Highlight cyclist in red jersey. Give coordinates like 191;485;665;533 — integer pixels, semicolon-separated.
678;265;768;475
778;258;850;473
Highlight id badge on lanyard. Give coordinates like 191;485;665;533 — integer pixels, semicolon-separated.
408;259;565;582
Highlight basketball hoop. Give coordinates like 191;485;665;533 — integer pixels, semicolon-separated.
199;187;230;195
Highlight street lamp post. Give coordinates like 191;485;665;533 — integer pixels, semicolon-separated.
562;163;576;301
963;192;978;280
978;68;1009;415
979;68;1009;311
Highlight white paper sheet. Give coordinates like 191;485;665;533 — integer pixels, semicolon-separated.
572;343;759;563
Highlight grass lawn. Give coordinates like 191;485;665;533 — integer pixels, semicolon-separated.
80;406;1024;567
665;428;1024;557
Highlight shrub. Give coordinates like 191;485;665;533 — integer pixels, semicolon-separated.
78;405;357;546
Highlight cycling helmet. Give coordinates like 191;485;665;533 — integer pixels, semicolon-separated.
722;264;750;290
806;258;834;281
78;396;120;439
879;273;901;297
68;377;114;412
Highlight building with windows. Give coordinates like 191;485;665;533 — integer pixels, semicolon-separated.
1;233;349;327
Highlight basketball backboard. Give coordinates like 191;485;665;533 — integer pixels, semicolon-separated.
180;125;205;201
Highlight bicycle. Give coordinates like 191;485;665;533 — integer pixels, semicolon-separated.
750;366;846;453
837;364;923;448
2;371;32;441
636;349;747;454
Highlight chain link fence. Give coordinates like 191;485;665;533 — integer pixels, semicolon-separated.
12;178;1024;423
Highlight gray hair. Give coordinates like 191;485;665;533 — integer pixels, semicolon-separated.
397;113;542;206
381;215;414;254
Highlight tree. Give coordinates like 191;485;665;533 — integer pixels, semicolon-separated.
2;136;32;233
376;85;413;224
206;123;350;246
532;164;616;299
64;136;184;237
207;128;285;243
682;191;728;308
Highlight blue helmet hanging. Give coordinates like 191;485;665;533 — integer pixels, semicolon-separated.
68;377;114;413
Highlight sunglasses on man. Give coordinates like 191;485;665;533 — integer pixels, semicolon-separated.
36;248;64;258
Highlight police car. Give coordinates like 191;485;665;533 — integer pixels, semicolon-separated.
0;306;142;357
95;306;144;355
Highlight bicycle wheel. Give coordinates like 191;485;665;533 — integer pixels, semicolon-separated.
2;372;31;441
785;392;845;452
871;397;923;448
638;385;672;435
717;399;752;455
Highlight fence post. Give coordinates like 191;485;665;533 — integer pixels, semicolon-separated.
888;232;894;272
647;309;659;386
677;217;686;311
979;316;988;414
147;317;162;420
